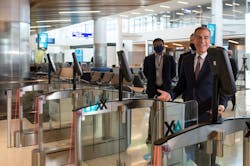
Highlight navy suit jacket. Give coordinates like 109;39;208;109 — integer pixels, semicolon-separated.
178;50;191;76
172;53;227;120
143;53;176;98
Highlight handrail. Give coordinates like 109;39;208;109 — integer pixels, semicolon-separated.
154;117;250;149
0;79;47;84
73;99;198;166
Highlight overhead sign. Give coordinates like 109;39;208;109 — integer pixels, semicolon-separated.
75;49;83;62
72;32;93;38
207;24;216;45
38;33;48;49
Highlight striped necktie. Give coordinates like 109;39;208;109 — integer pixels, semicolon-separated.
195;56;201;80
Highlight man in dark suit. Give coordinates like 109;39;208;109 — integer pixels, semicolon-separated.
178;33;196;77
228;50;238;110
158;27;227;122
143;38;176;98
157;26;228;166
143;38;176;143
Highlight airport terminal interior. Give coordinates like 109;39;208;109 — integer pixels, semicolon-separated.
0;0;250;166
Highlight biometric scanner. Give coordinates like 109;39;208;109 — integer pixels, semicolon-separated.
153;118;250;166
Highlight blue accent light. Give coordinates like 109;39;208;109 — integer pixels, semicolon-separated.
38;33;48;49
207;24;216;45
72;32;93;38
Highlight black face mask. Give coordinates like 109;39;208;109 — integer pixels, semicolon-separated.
190;43;196;50
154;45;164;53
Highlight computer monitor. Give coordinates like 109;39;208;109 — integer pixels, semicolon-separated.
47;54;56;84
72;52;83;76
207;46;236;96
47;54;56;72
208;46;236;123
117;50;133;82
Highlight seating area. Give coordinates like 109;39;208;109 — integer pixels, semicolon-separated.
30;63;147;94
81;70;146;93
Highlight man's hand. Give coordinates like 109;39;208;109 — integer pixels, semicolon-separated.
218;105;225;115
209;105;225;116
157;89;172;102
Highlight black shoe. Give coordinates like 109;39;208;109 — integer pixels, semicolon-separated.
146;137;151;144
232;105;235;111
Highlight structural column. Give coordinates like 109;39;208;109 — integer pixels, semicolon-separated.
0;0;30;80
116;17;123;51
115;17;123;66
94;18;107;67
0;0;30;110
211;0;223;46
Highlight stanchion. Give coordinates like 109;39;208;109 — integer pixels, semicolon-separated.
6;89;12;148
152;100;164;165
38;96;45;166
243;122;250;166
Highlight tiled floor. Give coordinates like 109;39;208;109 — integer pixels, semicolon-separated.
0;90;250;166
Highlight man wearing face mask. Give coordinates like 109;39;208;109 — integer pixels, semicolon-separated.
143;38;176;98
178;33;196;77
143;38;176;143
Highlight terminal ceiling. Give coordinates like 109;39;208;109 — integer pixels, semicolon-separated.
30;0;172;32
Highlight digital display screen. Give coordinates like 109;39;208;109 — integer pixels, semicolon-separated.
75;49;83;62
38;33;48;49
246;13;250;54
207;24;216;45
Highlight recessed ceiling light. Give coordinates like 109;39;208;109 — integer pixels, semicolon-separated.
162;15;171;18
228;40;239;44
232;10;243;13
197;5;201;8
232;2;240;6
192;10;201;14
59;11;100;14
119;15;129;18
176;12;184;15
225;3;233;7
160;5;170;9
30;25;51;28
173;43;183;47
36;19;71;23
206;6;211;9
144;9;154;12
223;14;235;17
177;1;189;5
131;12;141;15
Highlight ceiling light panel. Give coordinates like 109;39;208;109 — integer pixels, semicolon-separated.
30;25;51;28
59;11;100;14
36;19;71;23
160;5;170;9
144;9;154;12
177;1;189;5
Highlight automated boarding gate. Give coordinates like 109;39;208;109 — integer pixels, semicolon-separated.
73;99;198;166
153;118;250;166
31;88;132;166
6;83;84;148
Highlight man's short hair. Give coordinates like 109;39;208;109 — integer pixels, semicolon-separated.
153;38;164;44
194;26;211;35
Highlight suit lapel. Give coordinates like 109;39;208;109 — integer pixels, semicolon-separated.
151;54;156;79
182;54;196;83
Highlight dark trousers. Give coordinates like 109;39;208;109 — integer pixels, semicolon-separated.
230;94;236;110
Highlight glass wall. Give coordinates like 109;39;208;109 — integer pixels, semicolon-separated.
120;0;246;35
